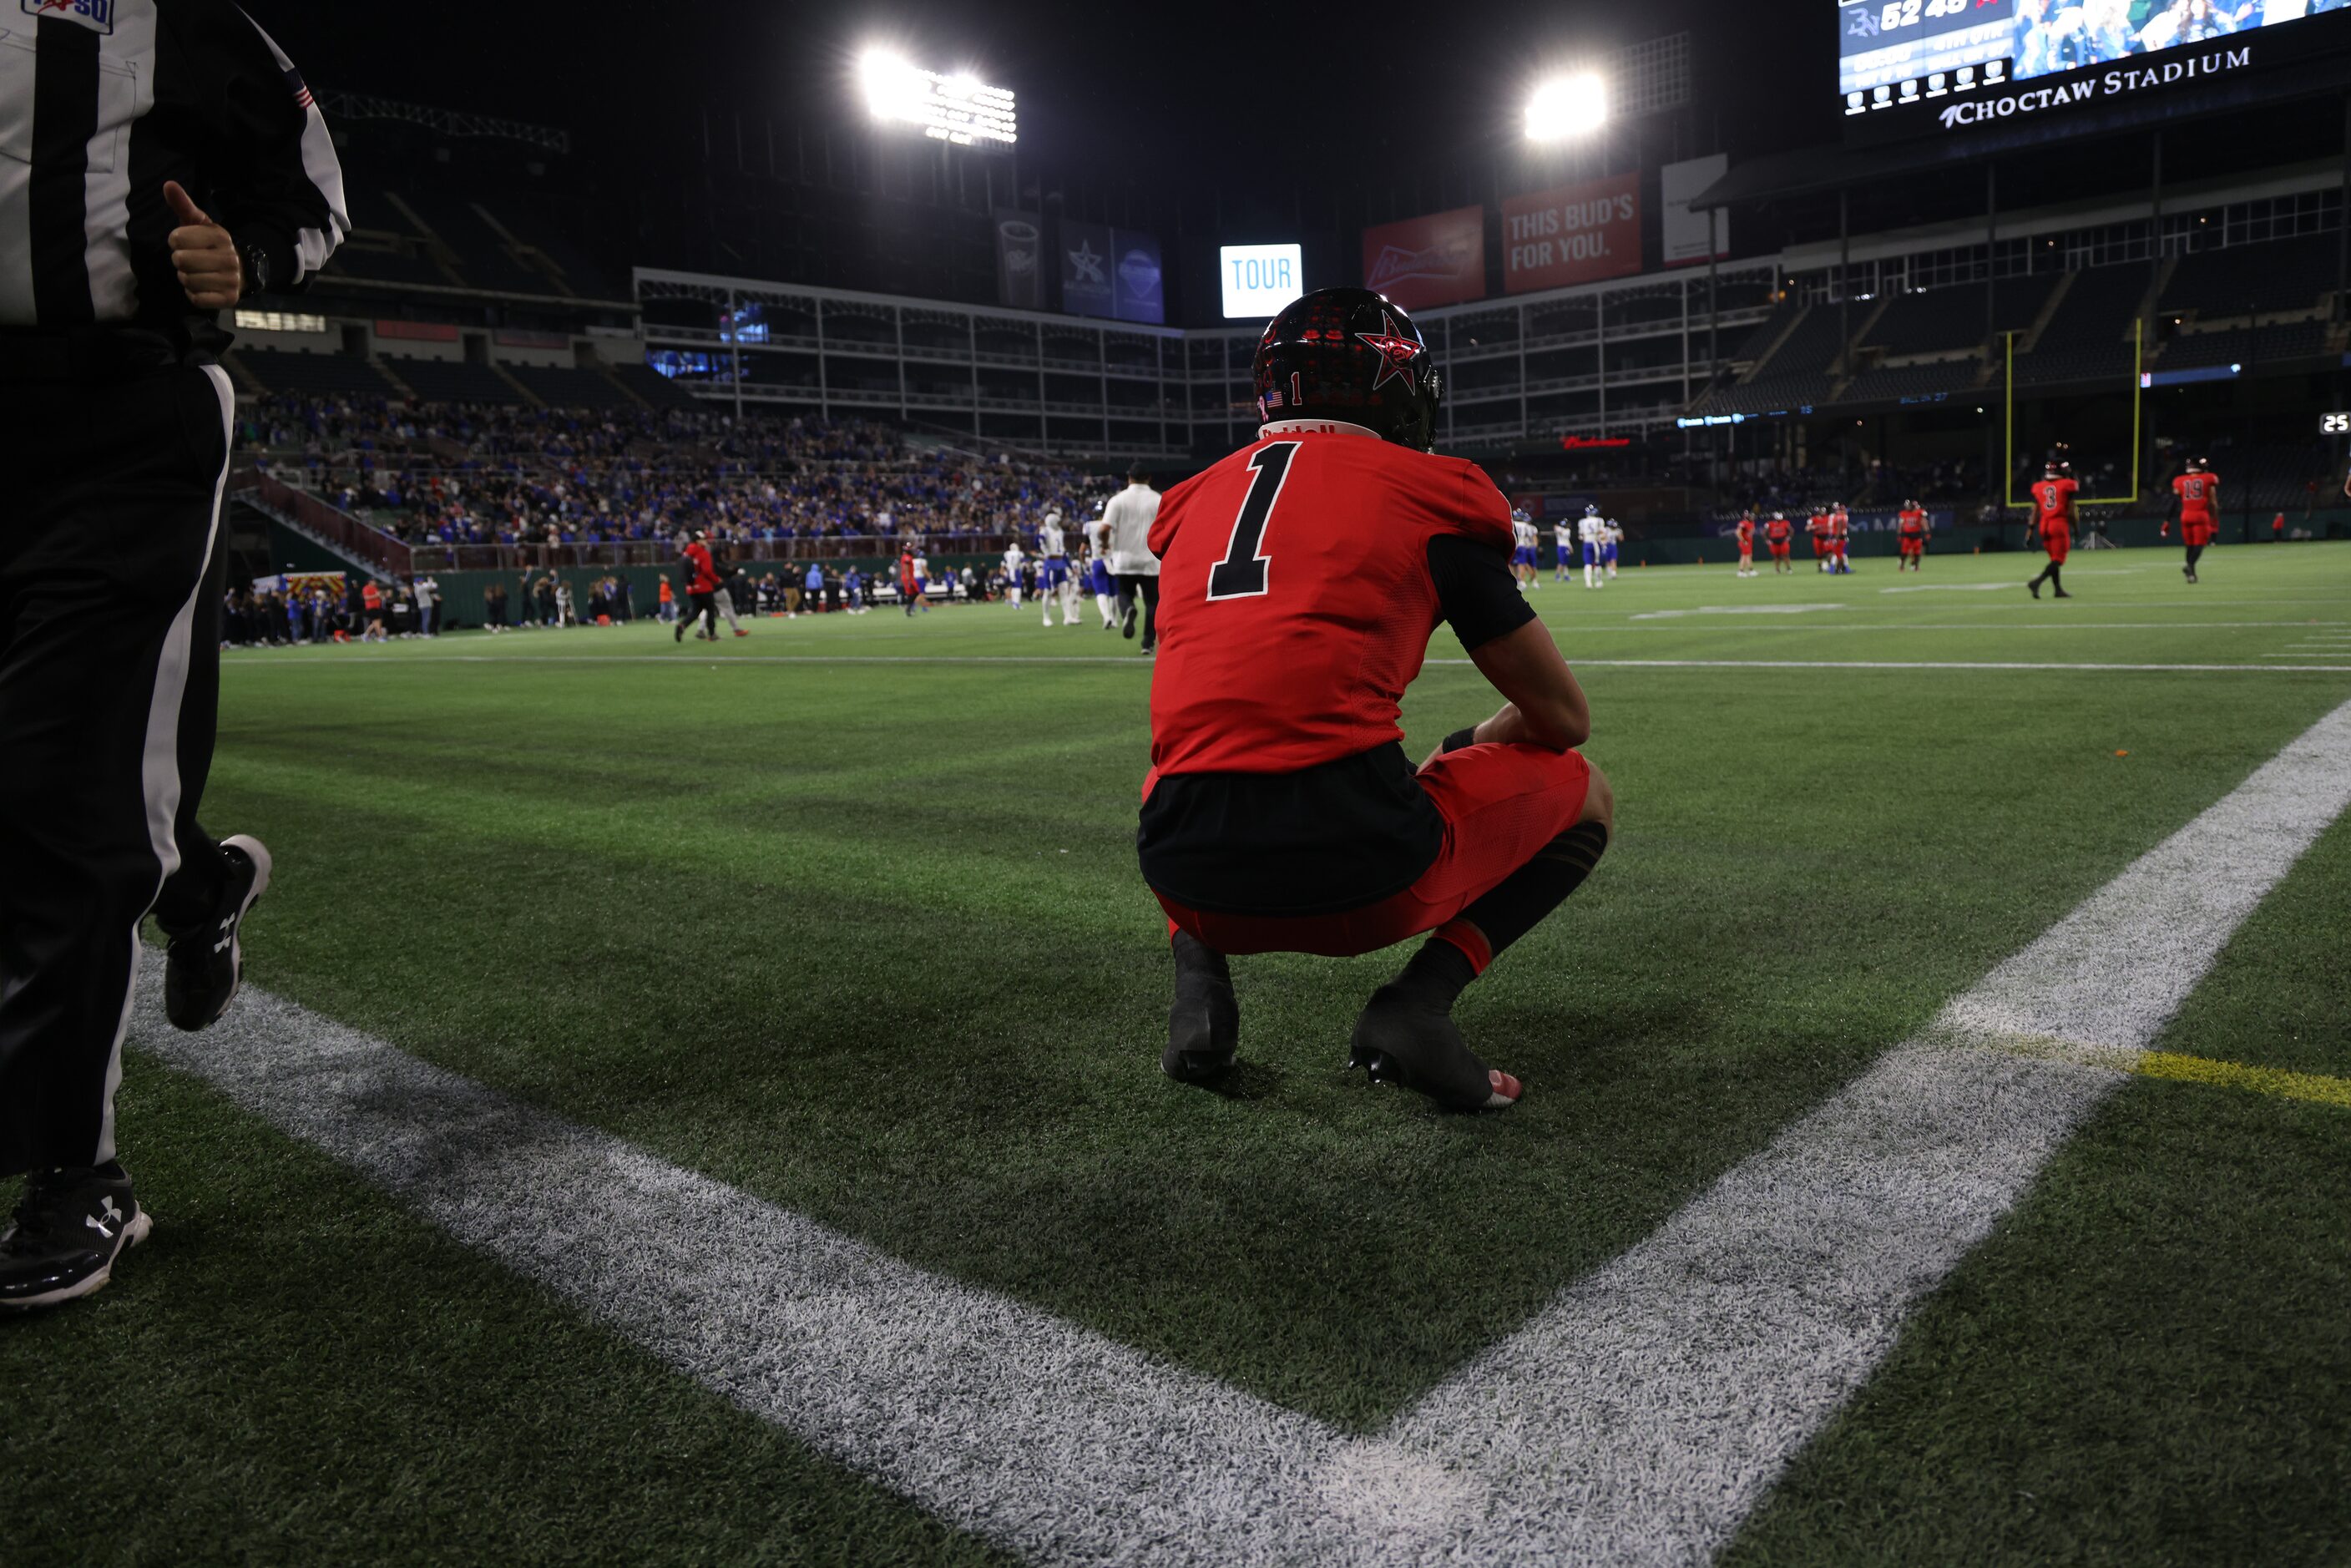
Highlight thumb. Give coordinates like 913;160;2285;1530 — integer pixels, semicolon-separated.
162;180;211;228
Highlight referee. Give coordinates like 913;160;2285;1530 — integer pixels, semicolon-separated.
0;2;346;1309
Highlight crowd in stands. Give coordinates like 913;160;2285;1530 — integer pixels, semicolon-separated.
235;397;1115;559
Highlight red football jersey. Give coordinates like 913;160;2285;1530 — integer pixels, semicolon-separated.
2172;471;2218;519
2031;477;2077;527
1736;518;1755;544
1807;512;1831;538
684;541;721;594
1147;426;1513;776
1898;508;1926;536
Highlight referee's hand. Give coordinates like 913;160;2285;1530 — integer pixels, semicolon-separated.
164;181;244;310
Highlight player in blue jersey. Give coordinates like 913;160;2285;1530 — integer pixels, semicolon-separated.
1086;545;1119;630
1553;517;1575;582
1602;518;1622;579
1510;508;1540;591
1037;509;1078;626
1577;506;1608;589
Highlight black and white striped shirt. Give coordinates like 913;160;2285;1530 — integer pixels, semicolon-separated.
0;0;347;328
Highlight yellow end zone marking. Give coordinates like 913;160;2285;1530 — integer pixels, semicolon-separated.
2131;1051;2351;1110
1978;1034;2351;1110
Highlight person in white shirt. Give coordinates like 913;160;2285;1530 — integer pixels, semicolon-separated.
1577;507;1609;589
412;574;440;636
1553;519;1575;583
1037;511;1079;627
1002;540;1025;608
1096;461;1162;654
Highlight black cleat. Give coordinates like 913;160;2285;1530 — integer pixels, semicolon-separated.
164;834;270;1032
1346;984;1520;1110
1163;932;1239;1083
675;619;685;642
1121;602;1139;640
2026;579;2040;599
0;1165;151;1311
2053;589;2072;599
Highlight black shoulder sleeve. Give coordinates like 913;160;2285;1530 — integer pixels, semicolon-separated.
1426;534;1536;654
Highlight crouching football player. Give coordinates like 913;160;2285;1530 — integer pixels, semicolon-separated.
1137;289;1612;1111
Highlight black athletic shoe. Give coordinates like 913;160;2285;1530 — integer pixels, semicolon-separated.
2026;579;2041;599
0;1165;151;1310
1163;932;1238;1083
164;834;270;1032
675;619;685;642
1347;984;1519;1110
1121;602;1138;640
2053;589;2072;599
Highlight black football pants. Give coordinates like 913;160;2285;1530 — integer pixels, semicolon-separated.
1115;574;1160;648
0;362;236;1176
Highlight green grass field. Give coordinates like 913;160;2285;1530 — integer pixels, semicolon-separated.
6;542;2348;1565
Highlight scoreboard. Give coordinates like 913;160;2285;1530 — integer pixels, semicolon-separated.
1838;0;2351;139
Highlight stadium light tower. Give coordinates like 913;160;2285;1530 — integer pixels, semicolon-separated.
857;47;1018;147
1525;73;1606;141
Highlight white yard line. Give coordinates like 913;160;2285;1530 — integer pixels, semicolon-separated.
129;695;2351;1565
1393;692;2351;1565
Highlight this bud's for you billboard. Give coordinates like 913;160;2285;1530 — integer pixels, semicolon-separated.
1502;173;1641;294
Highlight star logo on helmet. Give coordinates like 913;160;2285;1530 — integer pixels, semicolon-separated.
1355;314;1422;392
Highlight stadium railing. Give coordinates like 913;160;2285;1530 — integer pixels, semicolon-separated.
230;467;416;579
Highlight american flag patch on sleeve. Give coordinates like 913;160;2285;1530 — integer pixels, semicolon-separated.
284;65;314;109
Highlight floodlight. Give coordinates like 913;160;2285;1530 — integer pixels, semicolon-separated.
1525;74;1606;141
860;52;924;121
859;49;1018;145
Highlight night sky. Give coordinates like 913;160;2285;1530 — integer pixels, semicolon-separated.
264;0;1835;213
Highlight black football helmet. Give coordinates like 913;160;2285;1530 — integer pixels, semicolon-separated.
1251;287;1442;451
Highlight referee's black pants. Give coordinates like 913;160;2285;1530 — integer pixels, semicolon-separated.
0;362;237;1176
1115;573;1160;649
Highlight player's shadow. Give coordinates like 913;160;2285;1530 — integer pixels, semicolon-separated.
1193;1060;1287;1101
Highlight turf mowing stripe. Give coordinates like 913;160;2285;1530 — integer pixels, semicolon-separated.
220;655;2351;674
1388;693;2351;1568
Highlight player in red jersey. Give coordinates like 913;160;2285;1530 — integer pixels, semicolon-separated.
2167;457;2219;584
675;530;723;641
1764;511;1793;574
1735;512;1757;577
1828;502;1853;574
2026;461;2076;599
1895;498;1929;572
1139;290;1613;1112
1806;507;1832;571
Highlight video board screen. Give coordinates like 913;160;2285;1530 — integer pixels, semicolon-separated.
1839;0;2329;124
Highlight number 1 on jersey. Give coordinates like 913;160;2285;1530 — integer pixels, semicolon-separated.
1206;441;1298;600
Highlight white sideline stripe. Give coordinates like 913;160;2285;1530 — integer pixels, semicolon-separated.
218;655;2351;675
126;969;1388;1568
1392;692;2351;1566
124;695;2351;1565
